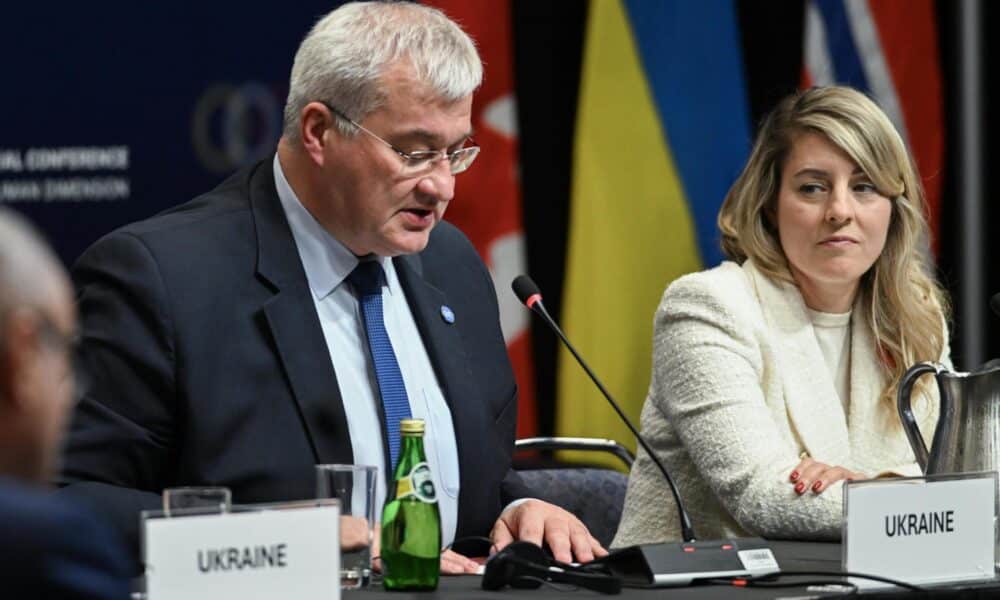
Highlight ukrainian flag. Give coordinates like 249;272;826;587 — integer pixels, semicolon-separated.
557;0;752;464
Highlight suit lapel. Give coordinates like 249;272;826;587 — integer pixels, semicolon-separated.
250;162;353;466
393;254;477;413
394;253;486;534
745;262;851;464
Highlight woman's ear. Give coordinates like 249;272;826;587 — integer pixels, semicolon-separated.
762;199;778;232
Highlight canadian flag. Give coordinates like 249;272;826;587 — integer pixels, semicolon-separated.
424;0;537;437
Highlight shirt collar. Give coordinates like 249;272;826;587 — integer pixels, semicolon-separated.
272;154;392;300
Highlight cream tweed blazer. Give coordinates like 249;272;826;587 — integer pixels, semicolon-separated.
612;260;943;547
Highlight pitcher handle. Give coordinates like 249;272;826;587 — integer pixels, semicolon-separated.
896;361;945;473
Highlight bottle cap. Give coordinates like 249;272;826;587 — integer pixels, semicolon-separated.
400;419;425;434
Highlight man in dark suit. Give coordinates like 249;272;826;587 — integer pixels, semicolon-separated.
0;209;130;599
59;1;602;574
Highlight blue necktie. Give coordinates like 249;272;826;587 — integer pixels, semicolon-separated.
348;260;412;471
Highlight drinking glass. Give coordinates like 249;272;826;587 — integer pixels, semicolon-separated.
316;464;378;588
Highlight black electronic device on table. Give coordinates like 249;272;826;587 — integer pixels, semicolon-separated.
482;541;622;594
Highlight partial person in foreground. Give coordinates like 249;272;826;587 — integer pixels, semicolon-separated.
0;209;130;599
613;86;950;546
59;0;601;574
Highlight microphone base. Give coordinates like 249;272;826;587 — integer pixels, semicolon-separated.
591;537;778;587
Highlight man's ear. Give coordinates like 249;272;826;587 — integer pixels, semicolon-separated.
299;102;336;166
0;309;41;411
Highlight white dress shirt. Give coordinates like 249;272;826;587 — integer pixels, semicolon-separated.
273;155;460;546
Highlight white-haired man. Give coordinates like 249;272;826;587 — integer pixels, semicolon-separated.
0;209;130;598
60;1;604;573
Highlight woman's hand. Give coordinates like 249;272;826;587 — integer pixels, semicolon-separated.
789;456;865;495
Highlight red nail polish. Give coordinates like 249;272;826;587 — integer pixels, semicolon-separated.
794;482;805;494
790;471;799;481
812;481;822;492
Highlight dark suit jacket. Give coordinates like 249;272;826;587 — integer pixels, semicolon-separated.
0;478;130;599
59;159;529;567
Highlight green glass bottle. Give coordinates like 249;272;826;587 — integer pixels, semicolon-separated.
380;418;441;590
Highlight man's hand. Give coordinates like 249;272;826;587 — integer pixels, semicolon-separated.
370;524;481;575
490;499;607;564
440;549;481;574
340;516;370;551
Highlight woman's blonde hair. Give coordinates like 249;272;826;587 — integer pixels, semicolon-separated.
718;86;948;404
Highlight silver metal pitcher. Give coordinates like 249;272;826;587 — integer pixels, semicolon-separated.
897;361;1000;475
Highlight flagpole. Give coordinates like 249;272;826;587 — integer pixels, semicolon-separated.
959;0;984;367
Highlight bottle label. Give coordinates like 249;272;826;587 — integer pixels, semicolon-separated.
395;462;438;504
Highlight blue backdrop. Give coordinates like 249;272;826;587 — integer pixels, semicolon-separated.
1;1;343;264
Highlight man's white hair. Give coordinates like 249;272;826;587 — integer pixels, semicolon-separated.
282;1;483;139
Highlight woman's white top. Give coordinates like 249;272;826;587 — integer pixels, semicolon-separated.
807;308;852;413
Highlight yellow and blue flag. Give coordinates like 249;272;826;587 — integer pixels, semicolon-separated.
557;0;752;463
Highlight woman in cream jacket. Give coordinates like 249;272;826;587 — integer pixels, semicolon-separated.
613;87;949;546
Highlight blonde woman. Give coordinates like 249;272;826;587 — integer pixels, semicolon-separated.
613;86;949;546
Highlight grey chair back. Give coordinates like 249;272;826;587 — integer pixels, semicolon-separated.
514;437;633;548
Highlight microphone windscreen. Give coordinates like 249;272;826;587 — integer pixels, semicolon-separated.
511;275;541;305
991;293;1000;318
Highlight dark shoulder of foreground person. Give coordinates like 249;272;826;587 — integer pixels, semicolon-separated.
0;478;131;599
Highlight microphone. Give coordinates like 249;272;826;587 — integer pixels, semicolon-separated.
991;293;1000;318
512;275;777;587
511;275;695;541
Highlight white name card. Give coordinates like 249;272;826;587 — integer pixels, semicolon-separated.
145;504;341;600
844;473;997;588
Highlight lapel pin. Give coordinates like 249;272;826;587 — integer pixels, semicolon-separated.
440;305;455;324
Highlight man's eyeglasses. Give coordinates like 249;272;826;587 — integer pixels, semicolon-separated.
322;103;480;176
35;313;87;397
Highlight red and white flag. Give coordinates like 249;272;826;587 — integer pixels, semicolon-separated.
803;0;944;254
424;0;536;437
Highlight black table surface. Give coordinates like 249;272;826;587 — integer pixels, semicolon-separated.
347;541;1000;599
